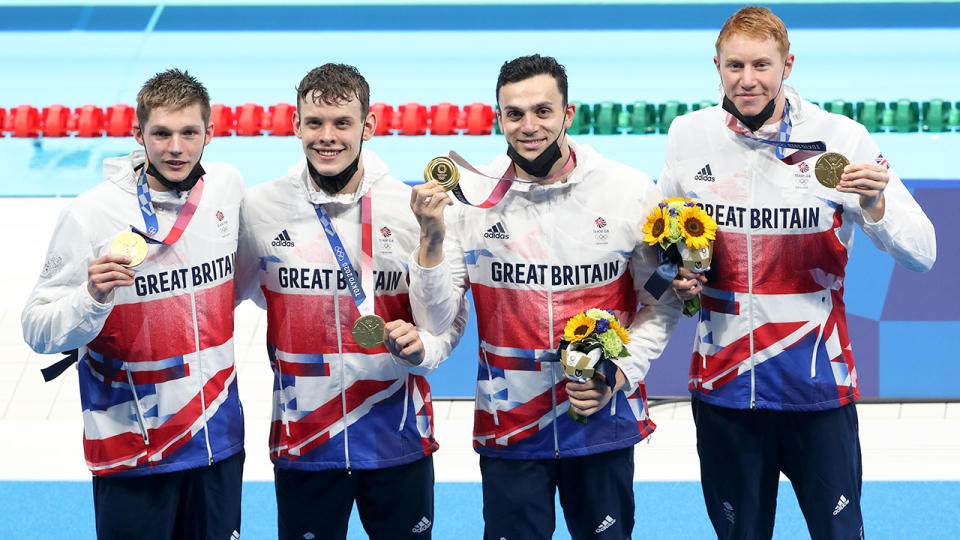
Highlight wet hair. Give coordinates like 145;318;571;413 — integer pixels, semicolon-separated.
496;54;568;106
296;63;370;116
136;68;211;127
716;6;790;59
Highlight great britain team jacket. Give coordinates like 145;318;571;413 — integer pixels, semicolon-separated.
409;138;682;460
236;150;468;471
658;85;936;411
22;150;245;476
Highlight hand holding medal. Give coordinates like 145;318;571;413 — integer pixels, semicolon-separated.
420;149;576;209
412;159;454;241
831;154;890;221
86;238;141;303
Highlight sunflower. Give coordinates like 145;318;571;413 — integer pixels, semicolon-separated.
679;206;717;250
609;319;631;345
642;205;668;246
563;312;596;343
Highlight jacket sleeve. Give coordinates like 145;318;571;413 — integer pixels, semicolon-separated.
395;292;470;376
850;128;936;272
21;207;114;354
407;205;471;335
235;196;267;309
615;177;683;394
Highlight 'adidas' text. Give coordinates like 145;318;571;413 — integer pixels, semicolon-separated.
272;230;295;247
484;222;509;239
694;164;716;182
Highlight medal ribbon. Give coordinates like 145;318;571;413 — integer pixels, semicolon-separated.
727;100;826;165
134;166;205;245
445;149;576;208
314;193;375;316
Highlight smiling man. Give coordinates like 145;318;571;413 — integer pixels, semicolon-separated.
235;63;467;540
660;7;936;540
409;54;681;539
22;69;246;539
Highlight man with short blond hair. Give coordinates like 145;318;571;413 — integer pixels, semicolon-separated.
23;68;245;539
663;6;936;539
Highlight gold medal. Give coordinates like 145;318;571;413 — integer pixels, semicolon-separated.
424;156;460;191
814;152;850;189
352;314;385;349
110;231;148;268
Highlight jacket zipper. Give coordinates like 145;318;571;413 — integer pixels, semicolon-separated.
187;249;215;464
546;202;559;459
747;150;757;409
334;292;351;473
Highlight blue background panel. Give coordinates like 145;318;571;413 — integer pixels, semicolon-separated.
878;321;960;397
882;187;958;321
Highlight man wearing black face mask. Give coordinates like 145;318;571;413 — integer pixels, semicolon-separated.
235;64;467;540
23;69;246;539
408;54;681;539
660;7;936;540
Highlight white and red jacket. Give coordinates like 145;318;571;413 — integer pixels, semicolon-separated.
659;86;936;411
236;150;467;471
410;139;681;460
22;150;245;476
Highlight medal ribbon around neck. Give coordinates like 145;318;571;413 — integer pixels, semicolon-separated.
727;99;826;165
442;149;576;208
133;165;205;245
314;193;376;318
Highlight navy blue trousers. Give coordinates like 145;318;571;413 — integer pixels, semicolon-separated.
92;450;244;540
692;399;864;540
275;454;434;540
480;446;635;540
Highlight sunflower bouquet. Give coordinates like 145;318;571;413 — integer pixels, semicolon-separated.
559;308;631;424
642;197;718;316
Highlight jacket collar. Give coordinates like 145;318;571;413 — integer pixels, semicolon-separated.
484;136;601;193
721;84;809;138
290;148;389;206
102;149;189;202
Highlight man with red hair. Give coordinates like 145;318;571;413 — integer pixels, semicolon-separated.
661;6;935;539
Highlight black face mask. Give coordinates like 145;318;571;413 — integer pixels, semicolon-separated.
307;129;364;194
143;157;205;192
722;94;777;132
506;128;565;178
721;64;787;132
